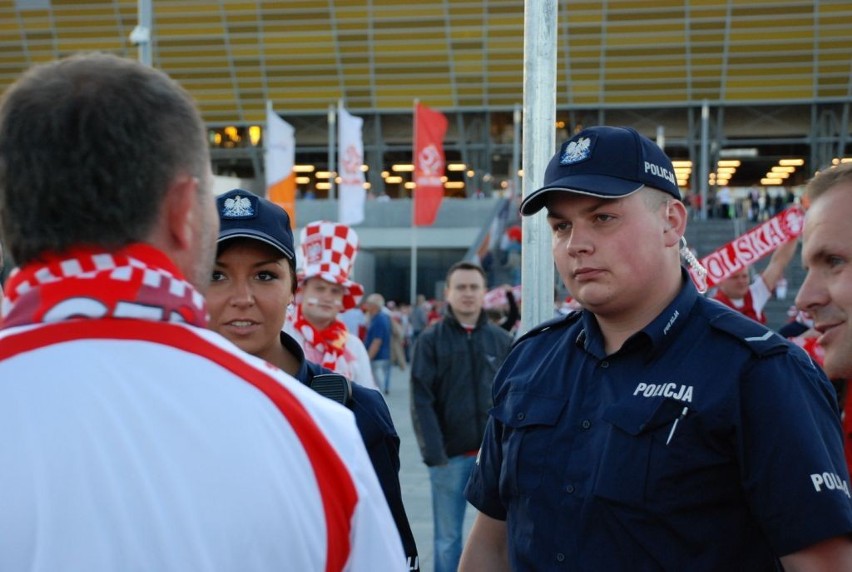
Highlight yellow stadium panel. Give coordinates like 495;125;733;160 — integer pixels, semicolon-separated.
372;17;443;30
688;8;727;19
818;39;852;50
728;29;814;42
605;46;686;58
606;34;687;47
567;73;602;82
606;69;687;81
236;80;264;91
343;78;373;88
456;62;485;75
608;0;685;10
371;7;443;19
561;1;604;10
458;85;484;95
691;56;723;67
607;91;688;105
819;62;852;74
450;28;484;41
607;21;685;35
374;64;450;75
57;38;124;52
455;51;484;61
730;2;813;16
564;13;605;25
726;76;811;90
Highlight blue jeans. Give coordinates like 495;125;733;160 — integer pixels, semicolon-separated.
428;455;476;572
371;358;391;393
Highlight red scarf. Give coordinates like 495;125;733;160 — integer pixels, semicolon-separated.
0;244;207;329
713;289;766;324
291;304;349;371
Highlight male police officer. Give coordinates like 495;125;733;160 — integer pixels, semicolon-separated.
461;126;852;570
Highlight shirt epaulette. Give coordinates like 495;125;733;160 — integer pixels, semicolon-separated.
707;310;789;358
515;311;582;345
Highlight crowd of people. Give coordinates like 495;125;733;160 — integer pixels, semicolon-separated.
1;53;851;571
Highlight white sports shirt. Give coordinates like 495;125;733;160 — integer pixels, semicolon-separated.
0;319;405;571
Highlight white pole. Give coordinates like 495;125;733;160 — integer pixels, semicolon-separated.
329;103;337;201
410;99;419;306
512;104;521;199
520;0;558;334
131;0;152;66
700;101;710;220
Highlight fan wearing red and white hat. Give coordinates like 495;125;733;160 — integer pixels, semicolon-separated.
285;221;378;390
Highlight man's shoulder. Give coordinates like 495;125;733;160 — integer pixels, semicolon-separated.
698;297;790;358
514;311;582;346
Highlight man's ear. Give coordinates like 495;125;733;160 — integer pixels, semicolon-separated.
163;175;199;252
663;199;688;247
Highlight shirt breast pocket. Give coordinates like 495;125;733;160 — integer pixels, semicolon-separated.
492;391;565;497
594;398;692;507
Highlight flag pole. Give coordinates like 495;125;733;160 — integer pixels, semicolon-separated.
410;99;419;306
328;103;337;201
265;99;274;198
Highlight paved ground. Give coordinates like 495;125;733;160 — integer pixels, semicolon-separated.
382;364;476;572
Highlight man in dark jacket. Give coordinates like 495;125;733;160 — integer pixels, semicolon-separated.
410;261;513;572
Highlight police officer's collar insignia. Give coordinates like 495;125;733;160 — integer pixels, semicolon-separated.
560;136;592;165
222;194;255;218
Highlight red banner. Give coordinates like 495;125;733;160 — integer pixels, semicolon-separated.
413;103;448;226
690;205;805;289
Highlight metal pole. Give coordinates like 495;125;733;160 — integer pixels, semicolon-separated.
131;0;152;66
520;0;558;335
410;99;419;306
699;100;710;220
512;104;521;199
328;104;336;200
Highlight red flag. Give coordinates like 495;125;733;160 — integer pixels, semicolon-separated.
413;103;448;226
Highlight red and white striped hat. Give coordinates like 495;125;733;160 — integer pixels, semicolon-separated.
297;221;364;310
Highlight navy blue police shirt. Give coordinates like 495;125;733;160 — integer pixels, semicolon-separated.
465;274;852;570
279;332;420;571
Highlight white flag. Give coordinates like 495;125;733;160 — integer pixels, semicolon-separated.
337;106;366;225
265;102;297;225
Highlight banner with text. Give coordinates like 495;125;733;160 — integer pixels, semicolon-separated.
690;204;805;289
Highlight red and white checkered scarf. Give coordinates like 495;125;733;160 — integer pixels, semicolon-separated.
290;303;349;372
0;244;207;329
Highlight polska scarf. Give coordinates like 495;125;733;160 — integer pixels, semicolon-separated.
291;304;349;372
0;244;207;329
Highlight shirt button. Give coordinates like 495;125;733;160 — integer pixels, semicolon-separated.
600;361;609;368
565;484;575;494
516;412;525;421
556;553;566;562
581;419;591;430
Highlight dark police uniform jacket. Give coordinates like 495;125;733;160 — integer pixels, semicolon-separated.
465;275;852;571
280;332;419;571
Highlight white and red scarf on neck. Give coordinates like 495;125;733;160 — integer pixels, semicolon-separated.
0;244;207;330
290;304;350;373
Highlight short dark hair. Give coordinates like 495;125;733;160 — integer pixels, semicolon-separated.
446;260;487;285
0;52;210;264
807;162;852;204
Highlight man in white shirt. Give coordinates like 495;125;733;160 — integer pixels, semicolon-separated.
0;53;403;571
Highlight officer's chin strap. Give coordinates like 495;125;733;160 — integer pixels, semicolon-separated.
680;236;708;294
